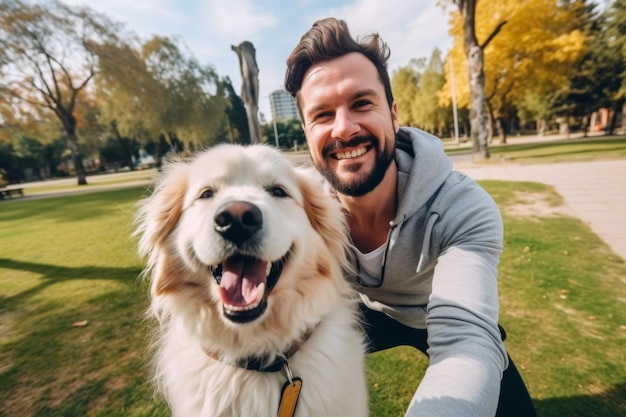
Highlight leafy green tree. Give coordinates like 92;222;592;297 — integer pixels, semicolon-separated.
99;135;140;171
412;49;451;136
96;35;229;162
604;0;626;132
222;76;250;144
0;0;123;185
94;38;157;160
549;1;623;136
261;119;304;150
0;141;22;182
391;59;424;126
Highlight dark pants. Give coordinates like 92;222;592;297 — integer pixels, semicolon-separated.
360;304;538;417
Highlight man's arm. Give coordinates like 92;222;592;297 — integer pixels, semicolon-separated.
407;176;508;417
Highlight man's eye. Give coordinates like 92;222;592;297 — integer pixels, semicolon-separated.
354;100;372;109
313;111;332;121
267;186;288;198
199;189;214;199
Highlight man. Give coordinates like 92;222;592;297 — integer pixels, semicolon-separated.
284;17;537;417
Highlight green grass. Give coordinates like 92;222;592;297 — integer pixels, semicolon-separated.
1;183;625;416
21;171;157;196
444;135;626;163
0;188;166;417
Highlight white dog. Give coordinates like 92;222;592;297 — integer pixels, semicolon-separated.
135;144;368;417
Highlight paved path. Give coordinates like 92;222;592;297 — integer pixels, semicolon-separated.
455;159;626;261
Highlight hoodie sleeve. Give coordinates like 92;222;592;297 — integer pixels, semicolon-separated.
406;173;508;417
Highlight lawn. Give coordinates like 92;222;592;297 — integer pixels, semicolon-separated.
1;182;625;416
444;135;626;163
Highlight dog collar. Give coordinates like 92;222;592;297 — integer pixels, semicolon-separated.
202;327;315;373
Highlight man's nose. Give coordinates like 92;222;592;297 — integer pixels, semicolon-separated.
331;108;359;140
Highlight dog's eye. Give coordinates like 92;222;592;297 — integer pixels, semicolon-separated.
199;189;214;199
267;186;288;198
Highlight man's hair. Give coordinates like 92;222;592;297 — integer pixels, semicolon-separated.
284;17;394;109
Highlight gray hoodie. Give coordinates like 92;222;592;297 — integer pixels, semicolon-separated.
356;127;509;417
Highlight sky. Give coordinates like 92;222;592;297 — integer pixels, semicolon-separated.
63;0;454;121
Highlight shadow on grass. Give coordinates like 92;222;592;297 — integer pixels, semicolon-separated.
0;257;142;310
534;381;626;417
0;255;159;417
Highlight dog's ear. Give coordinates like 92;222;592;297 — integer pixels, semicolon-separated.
150;251;189;297
135;161;189;270
296;168;352;263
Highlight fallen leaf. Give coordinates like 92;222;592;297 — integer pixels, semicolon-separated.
73;320;89;328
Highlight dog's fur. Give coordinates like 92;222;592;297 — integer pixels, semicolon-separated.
135;144;368;417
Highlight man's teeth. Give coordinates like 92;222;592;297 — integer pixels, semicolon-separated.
223;283;266;311
335;146;367;160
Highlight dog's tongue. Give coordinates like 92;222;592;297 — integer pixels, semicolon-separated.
218;255;267;307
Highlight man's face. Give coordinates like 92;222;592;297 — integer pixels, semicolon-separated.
299;52;399;197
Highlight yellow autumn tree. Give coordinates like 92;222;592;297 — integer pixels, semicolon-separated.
440;0;587;142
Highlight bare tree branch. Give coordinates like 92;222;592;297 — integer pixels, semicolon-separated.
480;20;508;50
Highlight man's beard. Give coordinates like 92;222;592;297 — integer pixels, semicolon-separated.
316;134;395;197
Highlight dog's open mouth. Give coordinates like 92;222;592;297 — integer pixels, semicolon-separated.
211;252;289;323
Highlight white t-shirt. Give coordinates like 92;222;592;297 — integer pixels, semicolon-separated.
354;243;387;286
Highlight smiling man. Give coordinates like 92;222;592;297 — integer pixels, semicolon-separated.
285;18;537;417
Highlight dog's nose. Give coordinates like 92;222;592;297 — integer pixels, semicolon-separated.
214;201;263;244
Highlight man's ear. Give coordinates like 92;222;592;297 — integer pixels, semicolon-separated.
391;101;399;132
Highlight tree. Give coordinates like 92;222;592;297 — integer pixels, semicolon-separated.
94;38;157;164
222;76;250;144
412;49;451;136
261;119;304;150
441;0;587;142
441;0;507;160
95;35;230;162
391;58;424;126
604;0;626;133
0;0;123;185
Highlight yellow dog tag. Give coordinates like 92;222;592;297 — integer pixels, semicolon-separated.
277;377;302;417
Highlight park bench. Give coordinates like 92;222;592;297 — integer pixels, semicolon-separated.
0;187;24;200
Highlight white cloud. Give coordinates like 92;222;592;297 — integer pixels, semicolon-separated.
64;0;187;32
318;0;453;70
202;0;277;42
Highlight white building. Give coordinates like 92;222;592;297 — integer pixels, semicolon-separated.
269;90;300;122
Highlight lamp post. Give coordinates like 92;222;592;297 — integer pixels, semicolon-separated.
449;57;460;146
272;117;280;148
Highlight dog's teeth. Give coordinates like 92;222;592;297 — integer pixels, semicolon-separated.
266;262;272;276
256;282;266;300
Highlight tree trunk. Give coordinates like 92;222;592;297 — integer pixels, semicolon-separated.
457;0;490;161
608;99;624;135
537;119;545;137
111;120;136;170
497;117;507;144
66;133;87;185
62;113;87;185
486;101;495;144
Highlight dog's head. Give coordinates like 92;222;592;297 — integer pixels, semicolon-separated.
135;144;353;331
